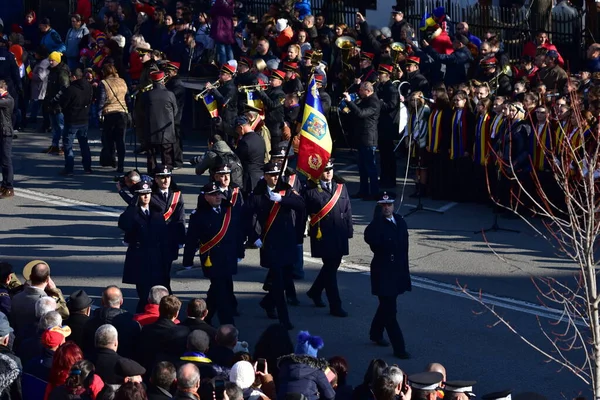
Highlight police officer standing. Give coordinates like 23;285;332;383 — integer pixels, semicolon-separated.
364;191;411;359
151;165;185;291
183;182;244;325
305;159;353;317
118;177;171;313
142;71;178;173
205;64;238;143
247;162;305;330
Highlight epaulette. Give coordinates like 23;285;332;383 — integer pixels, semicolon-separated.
140;84;153;93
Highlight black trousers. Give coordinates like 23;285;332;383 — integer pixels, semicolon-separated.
103;113;127;171
308;256;342;311
135;283;152;313
370;295;406;353
262;265;293;325
0;136;13;189
379;138;397;186
206;275;235;325
147;144;174;174
173;124;183;167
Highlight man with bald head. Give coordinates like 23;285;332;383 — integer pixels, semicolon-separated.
11;260;69;339
175;363;201;398
82;285;141;358
456;22;481;48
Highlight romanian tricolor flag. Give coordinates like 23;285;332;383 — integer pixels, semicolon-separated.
297;75;332;181
26;64;32;80
247;90;264;113
203;93;219;118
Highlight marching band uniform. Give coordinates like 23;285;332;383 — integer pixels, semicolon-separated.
164;62;186;168
282;62;304;95
150;165;186;292
305;160;353;317
235;57;259;114
118;178;171;313
255;69;286;146
183;182;244;325
376;64;400;188
405;56;430;96
210;64;239;140
247;162;305;330
356;52;378;85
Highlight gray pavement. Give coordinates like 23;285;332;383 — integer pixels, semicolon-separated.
0;127;588;398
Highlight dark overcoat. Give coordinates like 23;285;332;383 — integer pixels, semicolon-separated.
142;84;178;145
150;183;186;261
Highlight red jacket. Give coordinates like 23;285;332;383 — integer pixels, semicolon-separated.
76;0;92;21
523;41;564;66
135;2;155;18
133;304;180;326
129;50;144;80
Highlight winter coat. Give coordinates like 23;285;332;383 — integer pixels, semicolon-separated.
31;59;50;100
346;94;381;147
136;318;190;370
40;29;66;54
277;354;336;400
210;0;235;45
82;306;141;359
141;84;178;145
0;346;22;400
424;45;473;87
235;131;266;193
364;213;411;297
294;0;312;21
150;183;186;261
0;94;14;138
65;24;90;58
376;80;399;140
44;62;71;113
407;70;430;97
166;76;185;125
59;79;93;126
0;48;22;100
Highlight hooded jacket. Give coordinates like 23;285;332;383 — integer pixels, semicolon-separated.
65;24;89;58
59;78;93;126
277;354;335;400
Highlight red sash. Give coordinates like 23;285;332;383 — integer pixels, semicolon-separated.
200;206;232;254
263;175;296;241
310;184;343;226
163;191;181;221
230;187;240;206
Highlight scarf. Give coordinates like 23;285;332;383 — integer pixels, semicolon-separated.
427;108;444;153
532;121;552;171
473;113;491;166
450;108;467;160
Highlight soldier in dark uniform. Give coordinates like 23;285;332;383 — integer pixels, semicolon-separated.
247;162;305;330
150;165;185;292
282;62;304;96
183;182;244;325
0;37;21;116
205;64;239;143
304;160;353;317
235;56;259;114
118;177;171;312
356;52;379;86
137;48;159;89
255;69;286;147
315;75;331;117
134;48;158;154
0;81;15;199
363;191;411;359
234;116;266;195
142;70;178;173
164;61;186;169
405;56;430;97
376;64;400;189
479;57;512;97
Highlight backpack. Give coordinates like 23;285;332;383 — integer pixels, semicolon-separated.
216;152;244;188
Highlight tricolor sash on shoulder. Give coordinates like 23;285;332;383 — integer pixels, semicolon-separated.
163;191;181;221
262;175;295;241
200;206;232;254
310;184;343;226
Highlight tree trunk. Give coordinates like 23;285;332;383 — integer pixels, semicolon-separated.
534;0;553;31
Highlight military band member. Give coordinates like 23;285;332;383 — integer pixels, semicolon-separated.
255;69;286;147
118;177;171;313
164;61;185;168
151;165;185;291
405;56;430;97
355;52;378;86
244;104;271;163
247;162;305;330
376;64;400;188
282;62;304;95
236;56;259;114
305;160;353;317
183;182;244;325
206;64;239;141
364;192;411;359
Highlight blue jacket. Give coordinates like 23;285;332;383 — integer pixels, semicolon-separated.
294;0;312;21
424;45;473;86
277;354;336;400
40;29;66;53
589;57;600;73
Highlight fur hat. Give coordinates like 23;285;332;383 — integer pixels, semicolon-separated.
229;361;255;389
295;331;324;357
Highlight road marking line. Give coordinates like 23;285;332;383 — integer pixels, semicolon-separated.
16;187;576;324
403;201;458;213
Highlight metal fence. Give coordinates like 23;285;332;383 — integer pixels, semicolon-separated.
404;0;587;71
245;0;361;27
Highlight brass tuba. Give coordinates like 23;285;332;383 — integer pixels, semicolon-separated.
335;36;357;89
390;42;406;64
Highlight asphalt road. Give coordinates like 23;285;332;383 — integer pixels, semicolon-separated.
0;127;589;398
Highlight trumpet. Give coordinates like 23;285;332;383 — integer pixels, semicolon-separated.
194;80;220;100
238;84;266;92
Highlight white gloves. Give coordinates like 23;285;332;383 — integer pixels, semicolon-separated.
269;191;282;202
254;239;263;248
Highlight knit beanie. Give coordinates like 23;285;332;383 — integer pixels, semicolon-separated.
229;361;256;389
276;18;288;33
48;51;62;63
294;331;324;357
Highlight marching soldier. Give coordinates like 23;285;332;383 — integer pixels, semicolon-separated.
164;61;186;168
151;165;186;292
364;191;411;359
183;182;244;325
142;71;178;173
118;177;171;312
376;64;400;188
282;62;304;95
305;159;353;317
255;69;286;147
247;162;305;330
205;64;239;142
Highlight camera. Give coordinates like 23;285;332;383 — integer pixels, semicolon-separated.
113;175;127;186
